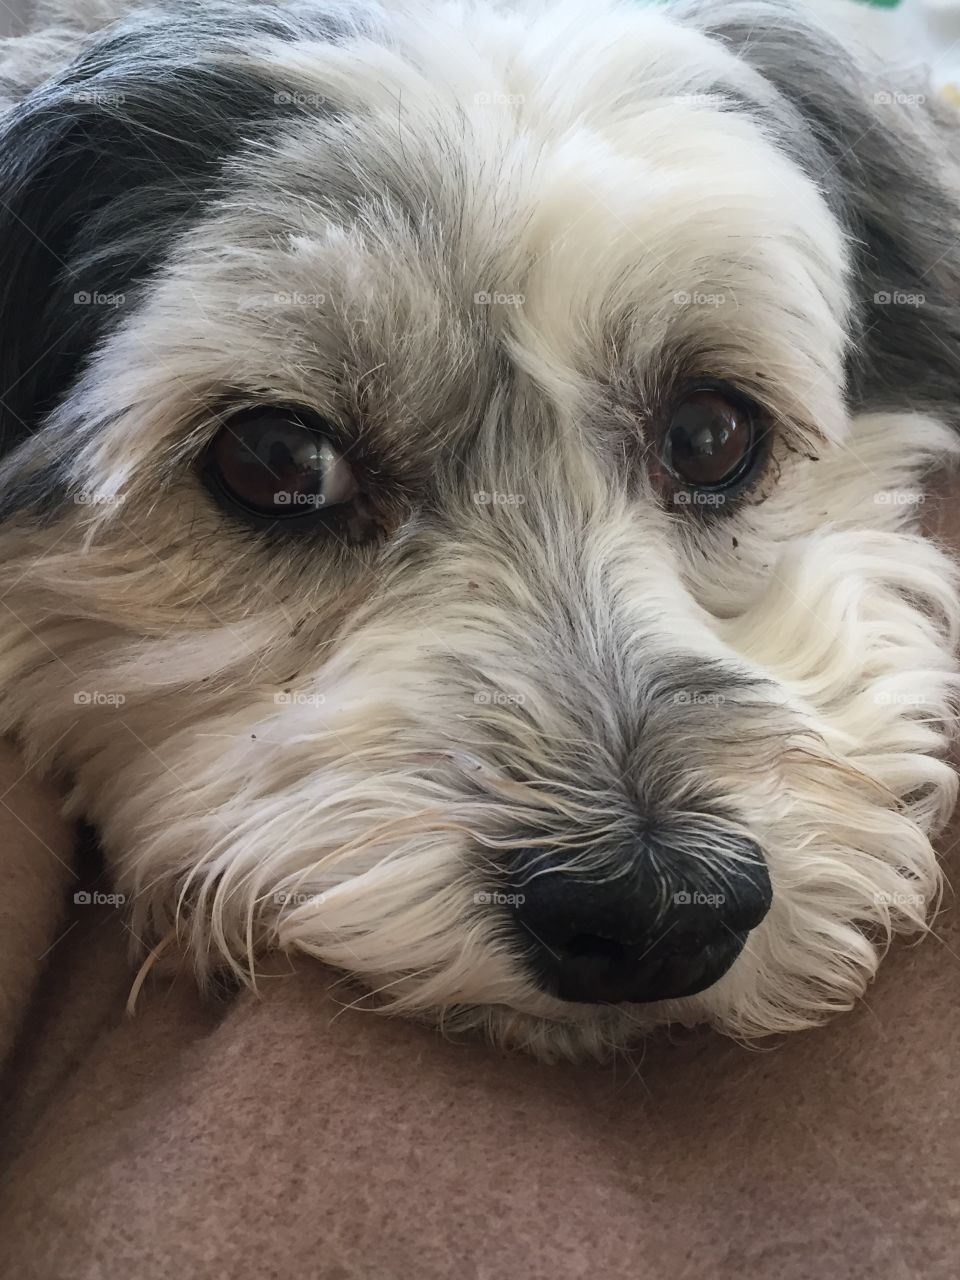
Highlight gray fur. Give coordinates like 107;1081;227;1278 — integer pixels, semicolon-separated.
680;0;960;424
0;1;358;464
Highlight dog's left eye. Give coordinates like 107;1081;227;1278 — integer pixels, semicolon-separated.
661;386;762;492
203;408;357;519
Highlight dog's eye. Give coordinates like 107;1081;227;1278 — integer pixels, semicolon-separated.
204;408;357;518
662;388;760;491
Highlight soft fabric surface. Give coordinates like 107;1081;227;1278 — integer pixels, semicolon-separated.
0;480;959;1278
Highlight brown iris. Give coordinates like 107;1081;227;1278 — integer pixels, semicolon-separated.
205;408;357;518
664;388;759;490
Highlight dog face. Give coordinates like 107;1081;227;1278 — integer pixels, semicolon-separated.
1;0;959;1059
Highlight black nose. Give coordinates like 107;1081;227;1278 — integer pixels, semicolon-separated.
506;837;771;1005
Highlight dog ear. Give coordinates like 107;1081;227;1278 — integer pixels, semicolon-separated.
0;5;344;457
683;0;960;426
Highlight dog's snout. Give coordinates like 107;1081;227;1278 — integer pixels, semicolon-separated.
506;837;771;1005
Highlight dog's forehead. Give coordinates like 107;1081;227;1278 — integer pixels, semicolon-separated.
70;0;852;486
237;20;843;396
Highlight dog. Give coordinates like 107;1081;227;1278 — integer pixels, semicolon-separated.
1;0;959;1061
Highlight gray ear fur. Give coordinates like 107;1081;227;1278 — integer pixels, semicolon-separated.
681;0;960;425
0;2;350;458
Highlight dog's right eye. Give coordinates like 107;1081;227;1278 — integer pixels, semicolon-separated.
202;408;358;520
653;380;770;508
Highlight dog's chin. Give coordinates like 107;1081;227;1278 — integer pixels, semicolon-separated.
279;944;688;1062
411;997;675;1064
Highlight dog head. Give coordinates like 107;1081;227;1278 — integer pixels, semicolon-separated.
1;0;958;1058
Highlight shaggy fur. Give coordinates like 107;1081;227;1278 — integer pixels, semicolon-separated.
0;0;959;1059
